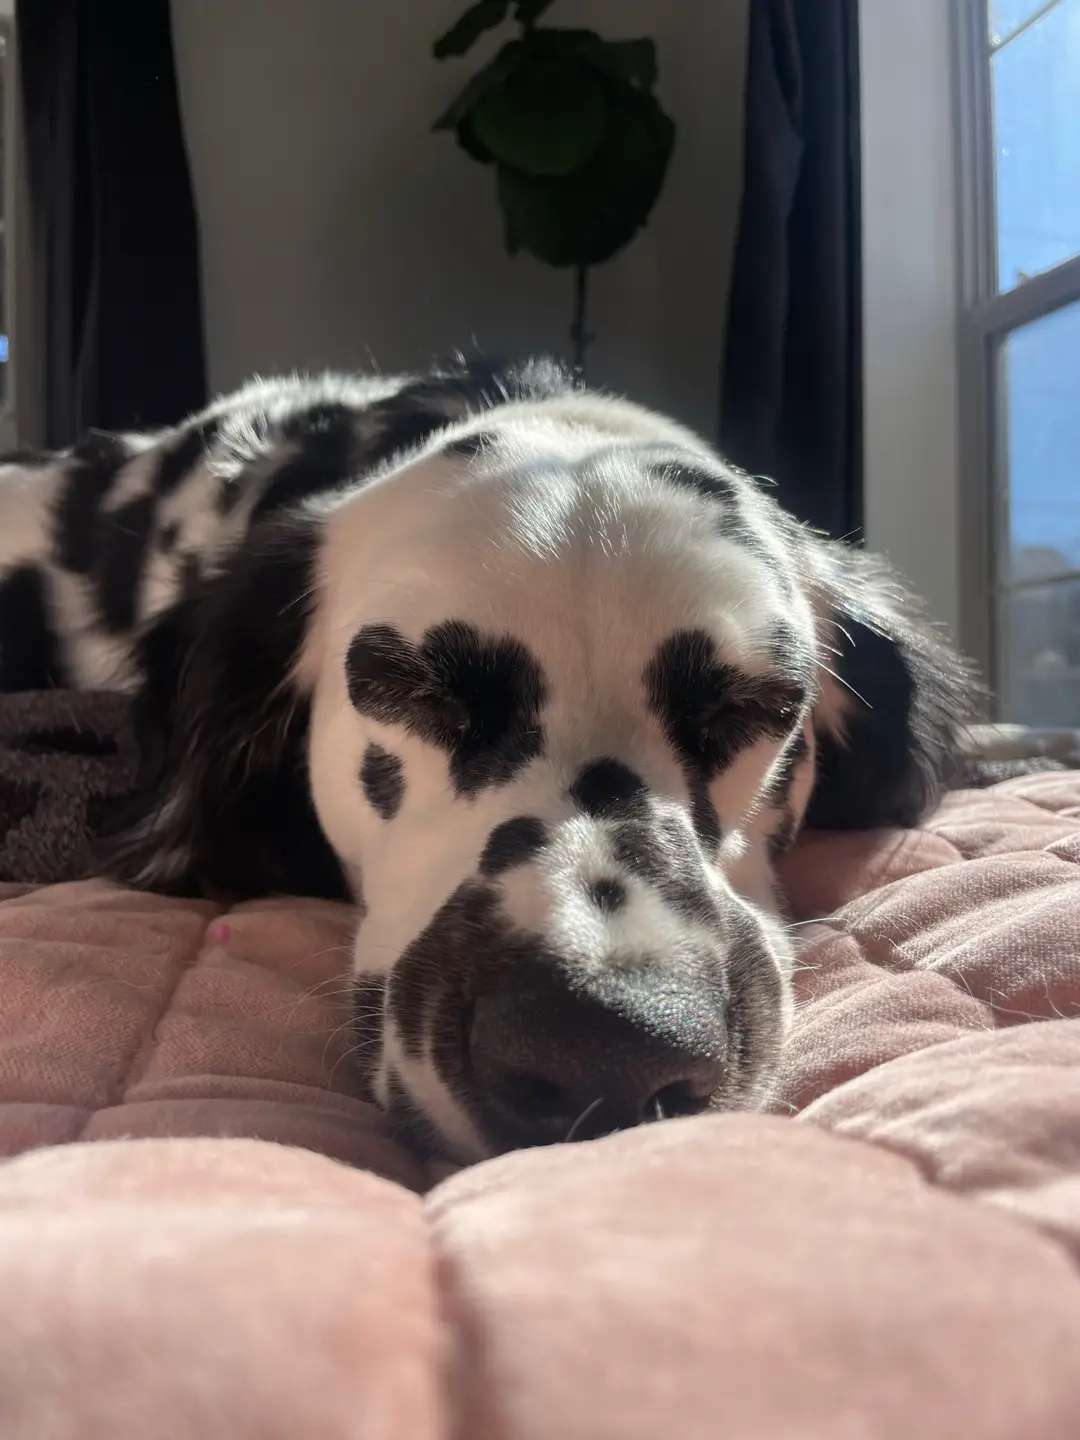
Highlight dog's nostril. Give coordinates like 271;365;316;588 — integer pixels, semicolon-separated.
491;1070;573;1127
470;971;728;1148
646;1080;716;1122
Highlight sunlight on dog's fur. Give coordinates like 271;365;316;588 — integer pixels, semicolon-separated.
0;357;979;1162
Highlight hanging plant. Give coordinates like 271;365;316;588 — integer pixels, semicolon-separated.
431;0;676;377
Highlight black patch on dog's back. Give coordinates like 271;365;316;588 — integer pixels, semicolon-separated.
479;816;547;877
151;420;218;498
95;493;157;633
104;514;347;902
52;432;130;575
0;564;68;690
250;402;359;524
346;620;547;798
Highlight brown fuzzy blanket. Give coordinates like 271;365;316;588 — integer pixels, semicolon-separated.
0;690;1075;888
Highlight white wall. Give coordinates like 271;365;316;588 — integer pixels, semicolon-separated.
170;0;749;437
859;0;963;637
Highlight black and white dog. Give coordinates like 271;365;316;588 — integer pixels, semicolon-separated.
0;357;977;1160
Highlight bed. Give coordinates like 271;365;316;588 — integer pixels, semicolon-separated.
1;695;1079;1438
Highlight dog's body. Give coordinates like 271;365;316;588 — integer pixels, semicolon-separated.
0;357;977;1160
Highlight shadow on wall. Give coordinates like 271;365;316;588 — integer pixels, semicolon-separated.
170;0;750;435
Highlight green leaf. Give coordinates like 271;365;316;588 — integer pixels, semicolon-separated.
520;28;604;60
495;87;675;267
592;37;658;91
514;0;556;23
455;113;495;165
433;0;510;60
470;59;608;177
432;40;525;132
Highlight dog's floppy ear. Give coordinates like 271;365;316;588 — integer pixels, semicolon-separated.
103;514;347;901
796;531;982;831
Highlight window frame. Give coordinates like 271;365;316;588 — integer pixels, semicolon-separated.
0;6;17;451
954;0;1080;712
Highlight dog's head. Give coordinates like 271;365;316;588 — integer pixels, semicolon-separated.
109;374;975;1163
299;397;820;1158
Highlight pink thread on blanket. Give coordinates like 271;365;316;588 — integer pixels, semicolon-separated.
213;923;231;945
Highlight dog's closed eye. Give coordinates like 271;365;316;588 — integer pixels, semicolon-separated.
345;620;547;794
697;678;805;748
346;624;471;741
646;630;805;777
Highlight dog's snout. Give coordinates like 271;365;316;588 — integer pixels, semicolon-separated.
468;962;726;1147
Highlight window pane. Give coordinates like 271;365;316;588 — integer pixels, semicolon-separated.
1000;580;1080;726
993;0;1080;289
990;1;1054;44
1003;298;1080;583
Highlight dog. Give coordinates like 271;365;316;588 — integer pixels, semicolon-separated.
0;356;978;1161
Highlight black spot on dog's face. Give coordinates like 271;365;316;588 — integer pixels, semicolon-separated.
587;877;627;914
383;1072;441;1154
609;817;720;927
643;629;806;852
569;758;647;820
345;620;547;798
360;743;405;820
479;816;547;877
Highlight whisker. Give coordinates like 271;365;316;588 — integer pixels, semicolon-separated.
566;1096;605;1143
818;661;870;709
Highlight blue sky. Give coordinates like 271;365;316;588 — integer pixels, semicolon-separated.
994;0;1080;575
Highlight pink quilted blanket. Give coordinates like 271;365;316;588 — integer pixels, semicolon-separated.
1;772;1079;1438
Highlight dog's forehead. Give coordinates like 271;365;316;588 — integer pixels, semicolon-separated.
326;439;807;683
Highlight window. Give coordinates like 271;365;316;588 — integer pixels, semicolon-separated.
0;8;13;444
958;0;1080;725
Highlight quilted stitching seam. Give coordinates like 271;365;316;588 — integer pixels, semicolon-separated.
73;911;219;1143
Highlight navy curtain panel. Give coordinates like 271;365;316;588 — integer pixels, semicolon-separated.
17;0;206;447
720;0;862;540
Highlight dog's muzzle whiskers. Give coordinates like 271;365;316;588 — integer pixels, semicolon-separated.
565;1096;606;1143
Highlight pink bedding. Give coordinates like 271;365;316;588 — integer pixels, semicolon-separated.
1;772;1079;1437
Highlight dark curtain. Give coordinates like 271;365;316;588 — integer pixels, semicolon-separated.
720;0;862;539
17;0;206;448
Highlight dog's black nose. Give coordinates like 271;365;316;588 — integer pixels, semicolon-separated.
468;962;726;1148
